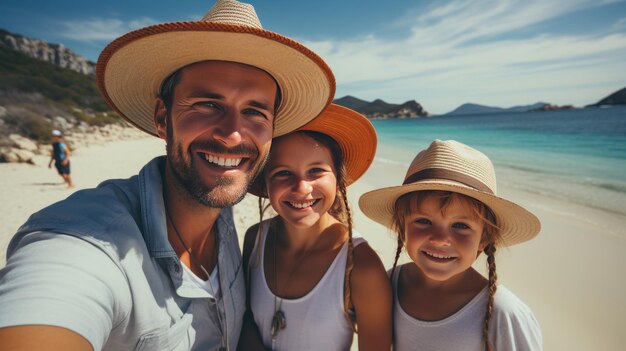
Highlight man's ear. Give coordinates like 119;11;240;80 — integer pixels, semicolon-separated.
154;98;168;140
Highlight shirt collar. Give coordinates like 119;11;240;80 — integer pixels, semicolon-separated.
138;156;234;258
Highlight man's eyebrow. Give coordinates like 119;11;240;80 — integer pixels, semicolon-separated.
249;100;272;111
188;92;225;99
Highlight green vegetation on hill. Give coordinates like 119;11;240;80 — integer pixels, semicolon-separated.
0;45;107;111
588;87;626;106
0;45;123;143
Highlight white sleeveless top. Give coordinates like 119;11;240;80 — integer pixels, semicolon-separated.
249;219;365;351
391;263;543;351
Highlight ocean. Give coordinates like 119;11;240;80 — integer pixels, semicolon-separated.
369;106;626;216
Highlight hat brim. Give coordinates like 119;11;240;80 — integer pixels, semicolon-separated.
97;22;335;137
296;104;376;186
359;180;541;246
250;104;377;197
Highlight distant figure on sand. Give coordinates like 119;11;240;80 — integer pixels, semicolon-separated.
47;129;74;188
239;104;392;350
0;0;334;350
359;139;543;351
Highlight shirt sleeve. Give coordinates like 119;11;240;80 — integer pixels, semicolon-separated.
491;287;543;351
0;232;131;350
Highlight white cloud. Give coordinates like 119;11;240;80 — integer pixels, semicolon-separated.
57;17;158;42
301;0;626;113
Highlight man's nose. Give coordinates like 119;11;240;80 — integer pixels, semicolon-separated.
213;109;243;147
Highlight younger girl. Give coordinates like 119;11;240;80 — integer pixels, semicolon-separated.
359;139;542;351
239;104;392;350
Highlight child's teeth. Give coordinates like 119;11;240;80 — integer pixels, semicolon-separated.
290;200;315;208
426;251;452;259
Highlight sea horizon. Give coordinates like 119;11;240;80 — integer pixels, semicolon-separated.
369;105;626;218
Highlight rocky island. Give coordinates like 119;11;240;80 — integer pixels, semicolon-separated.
333;95;429;119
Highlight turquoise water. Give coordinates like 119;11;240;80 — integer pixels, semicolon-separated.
370;106;626;215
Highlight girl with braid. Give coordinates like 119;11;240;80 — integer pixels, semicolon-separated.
359;139;543;351
238;104;392;351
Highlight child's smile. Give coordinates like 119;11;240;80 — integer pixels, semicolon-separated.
403;193;485;283
265;133;337;229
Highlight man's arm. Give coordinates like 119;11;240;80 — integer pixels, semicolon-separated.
61;144;71;165
0;326;92;351
48;149;54;168
0;233;130;351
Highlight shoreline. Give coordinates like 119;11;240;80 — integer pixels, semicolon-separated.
1;137;625;350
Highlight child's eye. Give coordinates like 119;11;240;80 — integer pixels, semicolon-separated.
271;170;292;178
309;167;328;174
452;222;471;230
414;218;431;225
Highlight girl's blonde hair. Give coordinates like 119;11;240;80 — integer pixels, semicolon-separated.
255;131;357;332
391;190;500;351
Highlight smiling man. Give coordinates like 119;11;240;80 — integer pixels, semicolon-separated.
0;1;334;350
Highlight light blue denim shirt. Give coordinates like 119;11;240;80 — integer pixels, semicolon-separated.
0;156;245;350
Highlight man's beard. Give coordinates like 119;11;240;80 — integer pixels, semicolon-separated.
166;131;267;208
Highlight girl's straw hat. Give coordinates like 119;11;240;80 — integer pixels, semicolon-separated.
359;139;540;246
96;0;335;137
250;103;377;197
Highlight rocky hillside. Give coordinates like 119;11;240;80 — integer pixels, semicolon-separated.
334;95;429;118
1;28;95;75
0;28;144;164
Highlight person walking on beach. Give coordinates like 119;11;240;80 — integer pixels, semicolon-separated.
359;139;543;351
47;129;74;188
0;1;334;350
238;104;392;351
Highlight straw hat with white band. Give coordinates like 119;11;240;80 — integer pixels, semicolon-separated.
359;139;540;246
96;0;335;137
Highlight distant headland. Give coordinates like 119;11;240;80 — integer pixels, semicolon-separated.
333;96;429;119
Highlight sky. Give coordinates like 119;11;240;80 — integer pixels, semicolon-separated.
1;0;626;114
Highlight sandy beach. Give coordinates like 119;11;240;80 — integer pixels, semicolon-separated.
1;137;625;350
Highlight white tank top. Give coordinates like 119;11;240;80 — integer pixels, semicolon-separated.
249;219;365;351
391;263;543;351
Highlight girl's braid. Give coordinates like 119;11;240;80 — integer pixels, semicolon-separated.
482;242;498;351
340;183;357;333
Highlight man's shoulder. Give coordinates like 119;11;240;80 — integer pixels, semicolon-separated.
9;176;144;255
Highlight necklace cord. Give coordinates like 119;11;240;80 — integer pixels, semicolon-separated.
164;204;230;351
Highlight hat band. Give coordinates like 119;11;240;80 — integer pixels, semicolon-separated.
402;168;493;194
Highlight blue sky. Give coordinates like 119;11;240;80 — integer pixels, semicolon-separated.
1;0;626;114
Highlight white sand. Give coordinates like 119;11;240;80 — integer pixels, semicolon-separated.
1;138;625;350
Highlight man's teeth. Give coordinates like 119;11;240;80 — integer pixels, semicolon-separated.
290;200;316;209
425;251;453;259
204;154;242;167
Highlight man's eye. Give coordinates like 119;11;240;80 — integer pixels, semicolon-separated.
243;109;267;119
193;102;220;111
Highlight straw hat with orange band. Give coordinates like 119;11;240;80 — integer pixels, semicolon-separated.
250;103;377;197
97;0;335;137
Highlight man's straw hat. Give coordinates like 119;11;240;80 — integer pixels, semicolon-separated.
250;104;377;197
96;0;335;137
359;140;540;246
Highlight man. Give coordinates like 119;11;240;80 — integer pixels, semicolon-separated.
0;1;334;350
48;129;74;188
